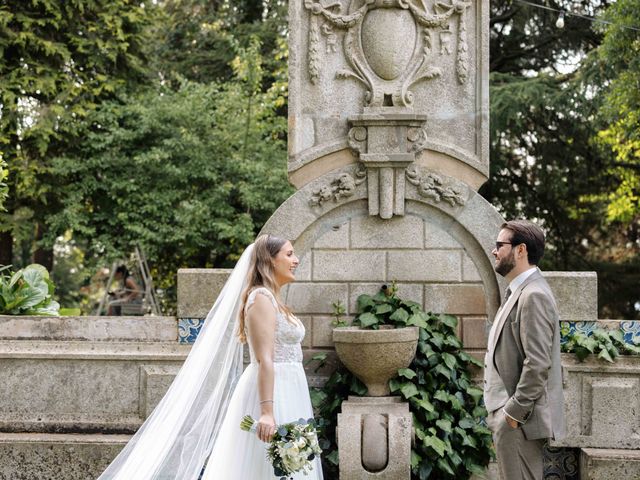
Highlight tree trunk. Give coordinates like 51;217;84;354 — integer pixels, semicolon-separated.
0;231;12;266
32;222;54;271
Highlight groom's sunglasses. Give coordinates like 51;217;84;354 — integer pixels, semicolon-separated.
495;241;513;250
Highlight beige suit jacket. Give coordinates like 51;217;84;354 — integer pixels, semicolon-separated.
487;269;566;441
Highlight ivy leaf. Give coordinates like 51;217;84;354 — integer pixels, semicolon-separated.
389;378;402;393
413;398;435;413
418;462;433;480
423;434;447;457
411;450;422;468
466;386;484;403
442;352;457;370
389;307;409;323
437;457;455;475
436;419;452;432
400;383;419;399
597;348;614;363
398;368;417;379
357;294;375;311
408;313;429;328
434;390;449;402
439;314;458;329
326;450;339;465
350;377;368;396
375;303;393;315
434;364;451;380
458;416;476;429
358;312;379;328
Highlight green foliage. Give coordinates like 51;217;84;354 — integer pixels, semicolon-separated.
152;0;287;87
485;1;639;320
47;40;292;312
0;264;60;315
0;0;158;267
310;285;493;479
561;324;640;362
592;0;640;225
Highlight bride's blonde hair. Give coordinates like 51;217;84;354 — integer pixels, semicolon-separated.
237;234;293;343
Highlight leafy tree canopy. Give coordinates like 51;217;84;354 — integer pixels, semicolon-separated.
0;0;158;267
48;39;292;310
484;0;639;319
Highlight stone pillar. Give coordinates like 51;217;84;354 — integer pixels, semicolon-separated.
284;2;493;479
337;397;412;479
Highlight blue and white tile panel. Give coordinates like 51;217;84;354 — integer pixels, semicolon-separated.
178;318;205;344
560;320;640;345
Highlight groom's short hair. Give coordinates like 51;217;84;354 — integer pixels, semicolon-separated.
501;220;545;266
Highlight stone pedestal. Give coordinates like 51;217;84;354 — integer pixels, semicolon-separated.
579;448;640;480
554;354;640;449
337;397;412;479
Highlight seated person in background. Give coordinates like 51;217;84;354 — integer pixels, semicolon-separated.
107;265;142;315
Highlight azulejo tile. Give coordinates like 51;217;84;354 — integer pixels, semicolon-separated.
544;445;579;480
560;320;640;346
178;318;205;344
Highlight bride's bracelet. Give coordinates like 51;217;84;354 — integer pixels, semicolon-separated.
259;399;274;404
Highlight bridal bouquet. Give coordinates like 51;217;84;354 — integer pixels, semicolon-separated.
240;415;322;479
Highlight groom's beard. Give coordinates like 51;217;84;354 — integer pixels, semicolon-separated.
495;251;516;277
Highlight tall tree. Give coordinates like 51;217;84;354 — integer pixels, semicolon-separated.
484;0;639;318
0;0;156;268
151;0;287;87
49;40;292;311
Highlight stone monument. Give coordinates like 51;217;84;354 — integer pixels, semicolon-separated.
266;0;497;478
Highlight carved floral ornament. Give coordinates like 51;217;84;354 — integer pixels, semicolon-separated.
309;165;367;206
304;0;472;108
308;164;466;208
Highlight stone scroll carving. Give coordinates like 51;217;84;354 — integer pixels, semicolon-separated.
303;0;472;107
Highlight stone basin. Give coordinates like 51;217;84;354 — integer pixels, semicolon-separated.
333;326;419;396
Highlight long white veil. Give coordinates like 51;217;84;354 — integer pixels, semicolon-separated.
98;244;254;479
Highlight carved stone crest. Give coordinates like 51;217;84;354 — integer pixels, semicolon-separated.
304;0;472;107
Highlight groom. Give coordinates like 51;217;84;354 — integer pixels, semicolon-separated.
483;220;566;480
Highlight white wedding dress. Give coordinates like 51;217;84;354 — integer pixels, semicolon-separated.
201;287;323;480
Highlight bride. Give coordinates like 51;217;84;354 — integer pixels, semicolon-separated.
98;234;323;479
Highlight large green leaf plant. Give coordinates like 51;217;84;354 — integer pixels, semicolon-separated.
310;284;493;479
0;264;60;315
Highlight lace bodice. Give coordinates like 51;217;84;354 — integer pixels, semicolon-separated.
244;287;304;363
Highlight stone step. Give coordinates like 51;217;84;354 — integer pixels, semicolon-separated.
0;432;128;480
580;448;640;480
0;315;178;342
0;341;190;434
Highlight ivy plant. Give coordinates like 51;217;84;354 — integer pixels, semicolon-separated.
561;324;640;362
309;284;493;480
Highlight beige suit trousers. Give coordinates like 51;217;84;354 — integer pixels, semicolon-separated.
487;409;546;480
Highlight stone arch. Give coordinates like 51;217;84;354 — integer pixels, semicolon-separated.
262;165;505;321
